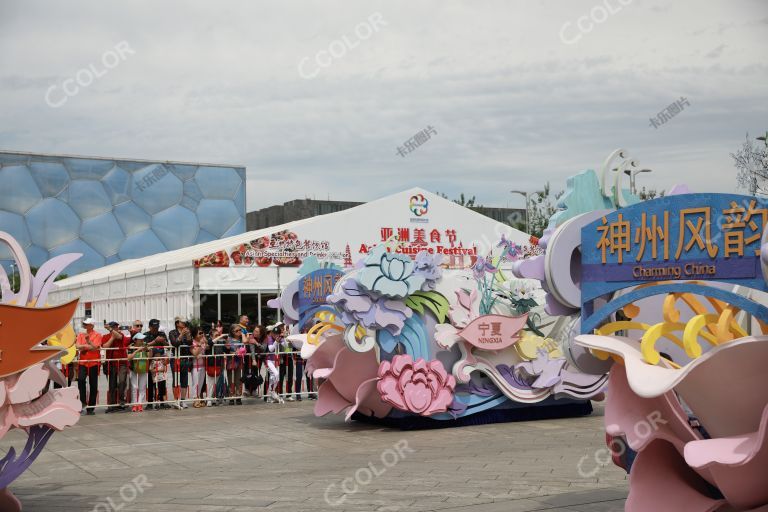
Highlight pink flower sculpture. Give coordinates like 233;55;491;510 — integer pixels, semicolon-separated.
305;331;392;421
0;363;81;437
0;232;83;512
377;355;456;416
0;362;82;512
577;334;768;512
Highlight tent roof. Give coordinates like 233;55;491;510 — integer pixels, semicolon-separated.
54;187;530;289
53;217;315;289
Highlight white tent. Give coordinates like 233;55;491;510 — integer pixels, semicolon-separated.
49;187;531;328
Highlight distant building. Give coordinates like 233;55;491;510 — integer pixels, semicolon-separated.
247;198;525;231
0;150;245;275
247;198;362;230
467;205;525;227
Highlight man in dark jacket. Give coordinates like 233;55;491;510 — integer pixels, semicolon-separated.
169;317;192;409
144;319;168;409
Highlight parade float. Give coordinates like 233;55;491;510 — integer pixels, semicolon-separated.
510;150;768;511
271;223;608;427
0;232;82;512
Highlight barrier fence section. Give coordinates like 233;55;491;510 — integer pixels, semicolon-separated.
66;344;318;411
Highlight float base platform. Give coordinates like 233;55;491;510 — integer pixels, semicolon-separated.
351;400;594;430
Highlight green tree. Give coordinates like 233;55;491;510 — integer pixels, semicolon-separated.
527;182;563;238
5;266;67;294
638;187;665;201
437;192;481;208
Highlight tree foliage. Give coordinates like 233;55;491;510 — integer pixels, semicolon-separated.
6;266;68;293
638;187;665;201
437;192;481;208
527;182;564;238
731;132;768;195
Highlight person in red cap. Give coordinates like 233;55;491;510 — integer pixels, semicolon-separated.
76;318;102;415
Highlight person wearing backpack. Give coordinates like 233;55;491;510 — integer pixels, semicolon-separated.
128;332;150;412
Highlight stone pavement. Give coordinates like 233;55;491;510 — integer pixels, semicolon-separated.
1;399;628;511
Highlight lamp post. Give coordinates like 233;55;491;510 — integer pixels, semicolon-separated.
623;168;653;196
509;190;529;233
510;190;545;234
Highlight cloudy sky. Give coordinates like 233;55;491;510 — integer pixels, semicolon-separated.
1;0;766;212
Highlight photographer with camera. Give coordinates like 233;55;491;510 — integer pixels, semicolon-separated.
102;321;130;413
170;318;192;409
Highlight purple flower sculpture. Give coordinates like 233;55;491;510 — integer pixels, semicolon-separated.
471;256;497;280
497;234;521;261
413;251;444;290
327;278;412;336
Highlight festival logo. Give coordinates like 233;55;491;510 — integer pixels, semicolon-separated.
409;194;429;217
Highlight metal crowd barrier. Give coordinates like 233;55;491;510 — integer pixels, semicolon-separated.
67;343;318;411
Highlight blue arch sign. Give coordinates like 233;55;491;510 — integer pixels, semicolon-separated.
580;193;768;331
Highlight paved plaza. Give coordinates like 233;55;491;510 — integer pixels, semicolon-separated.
2;400;628;511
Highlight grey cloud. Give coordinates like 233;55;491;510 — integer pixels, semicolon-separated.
0;0;766;211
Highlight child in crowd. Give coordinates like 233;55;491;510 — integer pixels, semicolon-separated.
150;346;169;406
190;327;208;408
127;333;150;412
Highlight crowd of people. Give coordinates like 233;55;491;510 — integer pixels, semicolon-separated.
72;314;315;415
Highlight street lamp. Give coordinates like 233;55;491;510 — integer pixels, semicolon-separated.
623;168;653;196
509;190;529;233
510;190;545;234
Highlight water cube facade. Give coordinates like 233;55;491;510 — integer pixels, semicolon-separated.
0;151;246;275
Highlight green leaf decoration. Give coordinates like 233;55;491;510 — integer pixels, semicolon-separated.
405;291;450;323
